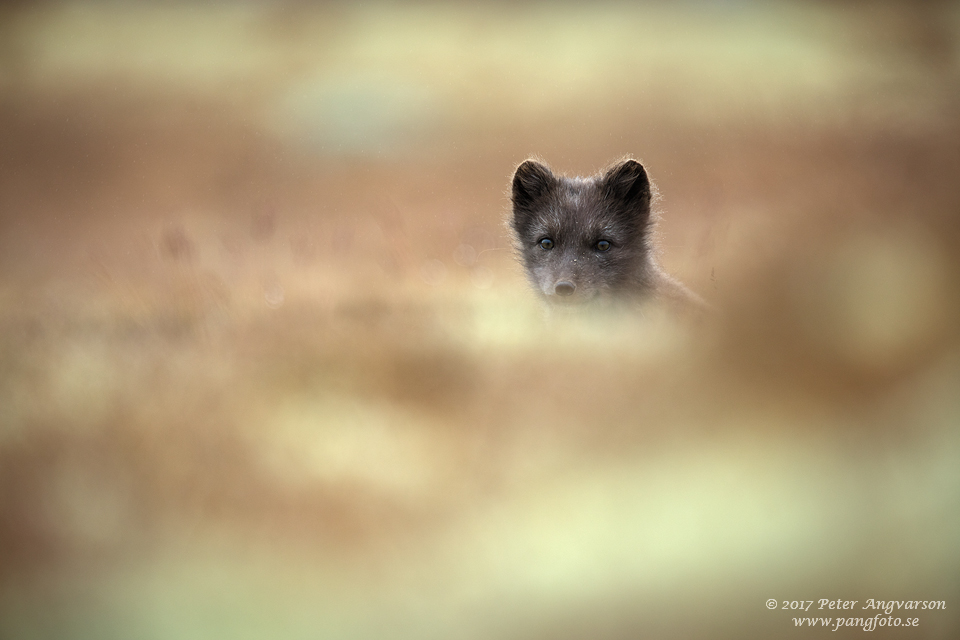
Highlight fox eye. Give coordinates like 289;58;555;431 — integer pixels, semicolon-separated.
539;238;554;250
596;240;611;251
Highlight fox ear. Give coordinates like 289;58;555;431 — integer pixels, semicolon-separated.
600;159;651;216
512;160;556;210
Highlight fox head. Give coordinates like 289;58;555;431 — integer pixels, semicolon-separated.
510;158;657;305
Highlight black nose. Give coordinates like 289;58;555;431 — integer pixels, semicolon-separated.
554;281;576;296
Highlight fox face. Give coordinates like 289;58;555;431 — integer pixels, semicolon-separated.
510;158;656;305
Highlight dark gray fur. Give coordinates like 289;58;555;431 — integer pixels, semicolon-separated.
509;157;702;309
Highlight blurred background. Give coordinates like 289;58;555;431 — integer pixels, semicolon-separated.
1;1;959;638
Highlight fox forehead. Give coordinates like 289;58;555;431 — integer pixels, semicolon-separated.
526;214;623;243
524;180;627;242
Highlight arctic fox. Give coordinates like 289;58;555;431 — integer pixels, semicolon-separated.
509;157;704;311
